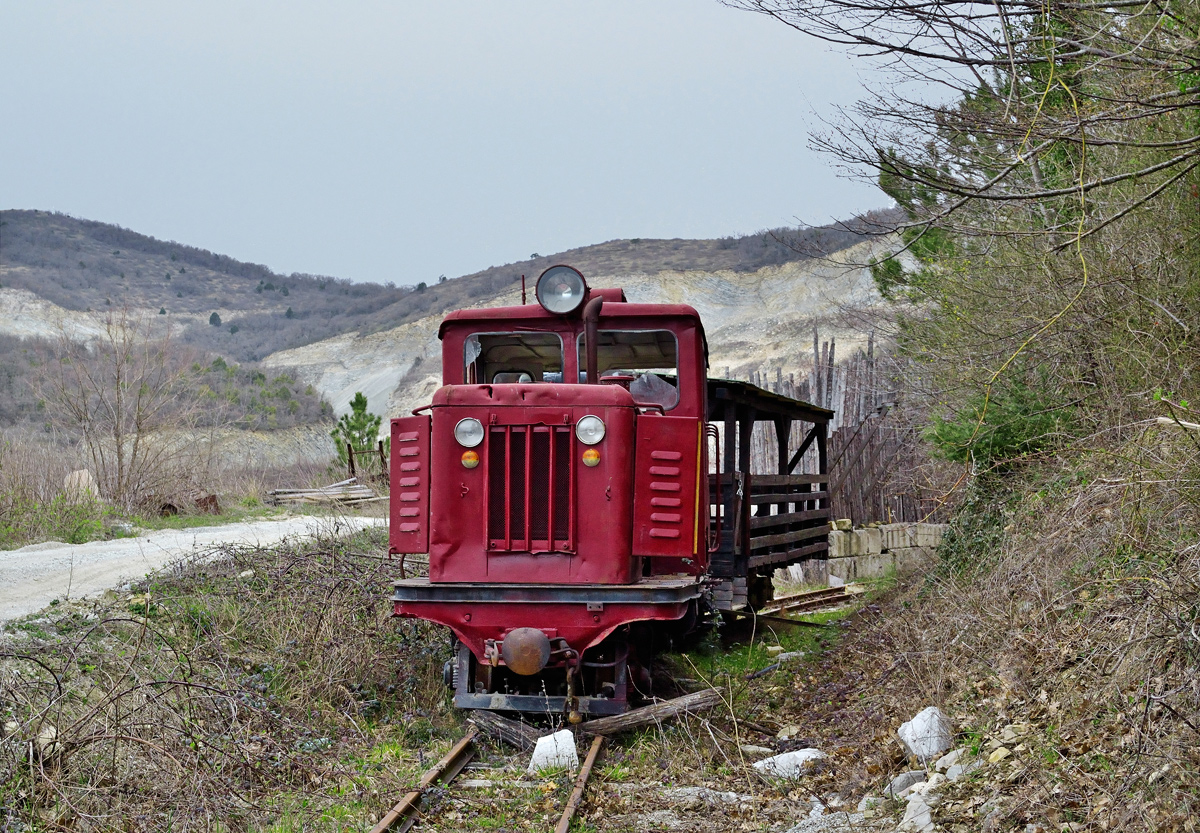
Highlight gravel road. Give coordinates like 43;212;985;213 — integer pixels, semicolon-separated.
0;515;387;625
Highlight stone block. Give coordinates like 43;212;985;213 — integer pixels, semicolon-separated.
891;546;933;573
828;530;851;558
913;523;945;548
880;522;915;551
828;553;888;582
851;527;882;556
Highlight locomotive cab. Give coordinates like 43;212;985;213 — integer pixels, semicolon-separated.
390;266;712;717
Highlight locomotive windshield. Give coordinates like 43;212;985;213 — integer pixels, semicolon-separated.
578;329;680;410
464;332;563;383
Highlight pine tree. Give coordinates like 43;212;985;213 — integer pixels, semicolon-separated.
331;392;384;466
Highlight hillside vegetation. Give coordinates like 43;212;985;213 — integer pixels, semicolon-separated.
735;0;1200;827
0;208;898;364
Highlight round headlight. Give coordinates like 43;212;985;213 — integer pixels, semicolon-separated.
535;265;588;315
576;415;606;445
454;418;485;448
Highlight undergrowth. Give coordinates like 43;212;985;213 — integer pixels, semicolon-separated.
853;422;1200;830
0;526;454;831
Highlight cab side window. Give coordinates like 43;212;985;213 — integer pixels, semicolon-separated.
577;330;680;410
464;333;563;384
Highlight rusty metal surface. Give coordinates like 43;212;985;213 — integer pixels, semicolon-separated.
369;728;477;833
555;734;605;833
499;627;552;676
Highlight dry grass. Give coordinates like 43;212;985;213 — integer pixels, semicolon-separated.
0;525;455;831
767;423;1200;831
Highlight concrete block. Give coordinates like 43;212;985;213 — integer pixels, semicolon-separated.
891;546;933;573
880;523;915;551
528;730;578;773
913;523;944;548
828;530;852;558
828;552;894;582
851;527;882;556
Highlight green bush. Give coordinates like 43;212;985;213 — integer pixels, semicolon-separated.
925;377;1073;467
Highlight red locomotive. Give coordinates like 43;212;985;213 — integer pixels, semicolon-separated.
389;265;832;720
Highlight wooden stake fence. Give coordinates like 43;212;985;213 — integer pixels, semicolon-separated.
724;330;954;525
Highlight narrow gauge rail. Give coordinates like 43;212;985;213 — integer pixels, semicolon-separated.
368;728;604;833
758;585;849;616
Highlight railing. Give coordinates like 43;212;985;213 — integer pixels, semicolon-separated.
709;472;829;573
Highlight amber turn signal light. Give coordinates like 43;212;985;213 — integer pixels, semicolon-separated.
461;450;480;469
582;448;600;467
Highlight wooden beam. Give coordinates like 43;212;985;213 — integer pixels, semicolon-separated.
579;688;723;737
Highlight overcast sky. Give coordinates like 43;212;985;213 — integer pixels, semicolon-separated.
1;2;885;286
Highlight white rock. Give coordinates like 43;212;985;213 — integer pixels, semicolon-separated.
663;786;752;807
784;812;865;833
911;772;946;795
857;794;882;813
897;706;953;763
898;793;936;833
828;573;846;588
35;725;59;758
933;747;963;772
238;569;256;579
752;748;826;778
946;759;981;781
885;770;927;798
63;469;98;502
739;744;774;758
776;651;805;664
527;729;578;773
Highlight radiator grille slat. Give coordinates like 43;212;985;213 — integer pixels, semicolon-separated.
488;425;573;551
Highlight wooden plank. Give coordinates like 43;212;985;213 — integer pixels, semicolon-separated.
748;541;828;568
749;525;828;550
746;490;827;505
580;688;723;737
468;710;540;752
745;473;827;487
748;508;829;530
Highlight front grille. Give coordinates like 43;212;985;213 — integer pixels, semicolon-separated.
487;425;573;551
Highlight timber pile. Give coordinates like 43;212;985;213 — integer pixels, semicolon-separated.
268;477;381;506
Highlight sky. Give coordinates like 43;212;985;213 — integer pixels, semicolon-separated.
1;2;886;286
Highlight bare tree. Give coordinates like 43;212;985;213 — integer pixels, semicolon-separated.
728;0;1200;451
41;310;206;510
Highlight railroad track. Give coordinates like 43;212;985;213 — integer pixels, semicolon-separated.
369;727;604;833
759;585;850;616
729;584;855;629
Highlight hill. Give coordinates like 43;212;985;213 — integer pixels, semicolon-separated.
0;208;899;363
